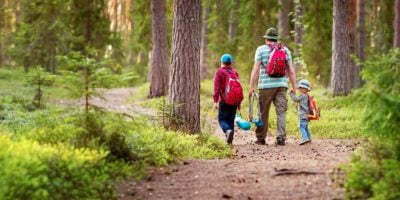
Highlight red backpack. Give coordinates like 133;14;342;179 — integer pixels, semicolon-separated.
264;43;287;77
221;69;243;105
307;94;320;121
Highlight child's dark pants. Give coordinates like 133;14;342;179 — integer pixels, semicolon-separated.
218;102;238;133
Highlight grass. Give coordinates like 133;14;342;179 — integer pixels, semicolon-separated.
0;68;71;103
133;79;364;139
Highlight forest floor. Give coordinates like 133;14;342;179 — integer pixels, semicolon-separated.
85;88;359;200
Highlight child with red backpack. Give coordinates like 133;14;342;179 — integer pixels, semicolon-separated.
213;54;244;145
289;79;315;145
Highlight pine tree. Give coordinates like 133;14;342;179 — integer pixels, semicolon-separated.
149;0;169;98
278;0;290;44
16;0;70;73
302;0;332;86
394;0;400;48
169;0;201;133
293;0;304;73
356;0;366;87
331;0;356;96
200;3;210;79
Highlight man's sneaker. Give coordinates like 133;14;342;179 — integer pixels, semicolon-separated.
276;137;285;146
255;139;266;145
299;139;311;145
226;130;234;145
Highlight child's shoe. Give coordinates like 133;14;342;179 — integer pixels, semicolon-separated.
299;139;311;145
226;130;234;145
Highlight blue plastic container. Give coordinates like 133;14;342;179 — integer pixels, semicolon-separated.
235;115;251;130
252;118;264;127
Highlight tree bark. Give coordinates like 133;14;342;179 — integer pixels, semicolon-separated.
0;0;4;67
149;0;169;98
169;0;201;134
331;0;356;96
278;0;290;43
395;0;400;48
228;0;239;41
355;0;366;87
348;0;356;88
294;0;303;73
200;5;209;80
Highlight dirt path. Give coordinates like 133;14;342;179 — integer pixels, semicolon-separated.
83;88;357;200
58;88;156;117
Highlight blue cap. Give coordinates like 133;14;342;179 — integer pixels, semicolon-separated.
220;54;233;63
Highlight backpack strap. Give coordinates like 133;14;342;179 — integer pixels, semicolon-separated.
222;67;239;78
306;93;317;111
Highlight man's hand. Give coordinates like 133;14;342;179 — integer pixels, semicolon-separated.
249;88;254;97
287;61;297;95
248;113;253;122
249;62;261;97
213;102;219;110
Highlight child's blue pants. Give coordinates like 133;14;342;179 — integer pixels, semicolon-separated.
218;102;237;133
299;119;311;140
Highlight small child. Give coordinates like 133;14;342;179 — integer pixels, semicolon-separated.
213;54;243;144
290;79;312;145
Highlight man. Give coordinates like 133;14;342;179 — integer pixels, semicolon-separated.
249;27;297;145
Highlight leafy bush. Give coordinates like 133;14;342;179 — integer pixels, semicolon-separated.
361;50;400;144
101;115;231;166
345;50;400;199
345;140;400;200
0;135;115;200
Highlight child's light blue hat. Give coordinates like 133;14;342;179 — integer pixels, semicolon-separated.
297;79;311;91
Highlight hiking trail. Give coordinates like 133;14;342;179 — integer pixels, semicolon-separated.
74;88;358;200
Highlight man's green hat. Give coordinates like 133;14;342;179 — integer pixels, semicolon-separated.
262;27;278;40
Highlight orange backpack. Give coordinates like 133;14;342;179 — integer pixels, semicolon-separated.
307;94;320;120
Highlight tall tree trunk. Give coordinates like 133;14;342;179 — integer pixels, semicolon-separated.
293;0;303;73
356;0;366;87
82;0;92;115
149;0;169;98
115;0;119;32
279;0;290;44
0;0;3;67
395;0;400;48
200;5;209;80
228;0;239;41
169;0;201;134
331;0;356;96
348;0;357;88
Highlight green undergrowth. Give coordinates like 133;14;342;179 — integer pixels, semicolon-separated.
0;68;71;102
344;139;400;200
344;50;400;199
134;79;363;139
0;68;231;199
0;134;116;199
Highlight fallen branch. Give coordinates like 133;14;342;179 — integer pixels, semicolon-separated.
272;168;324;177
223;160;259;167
